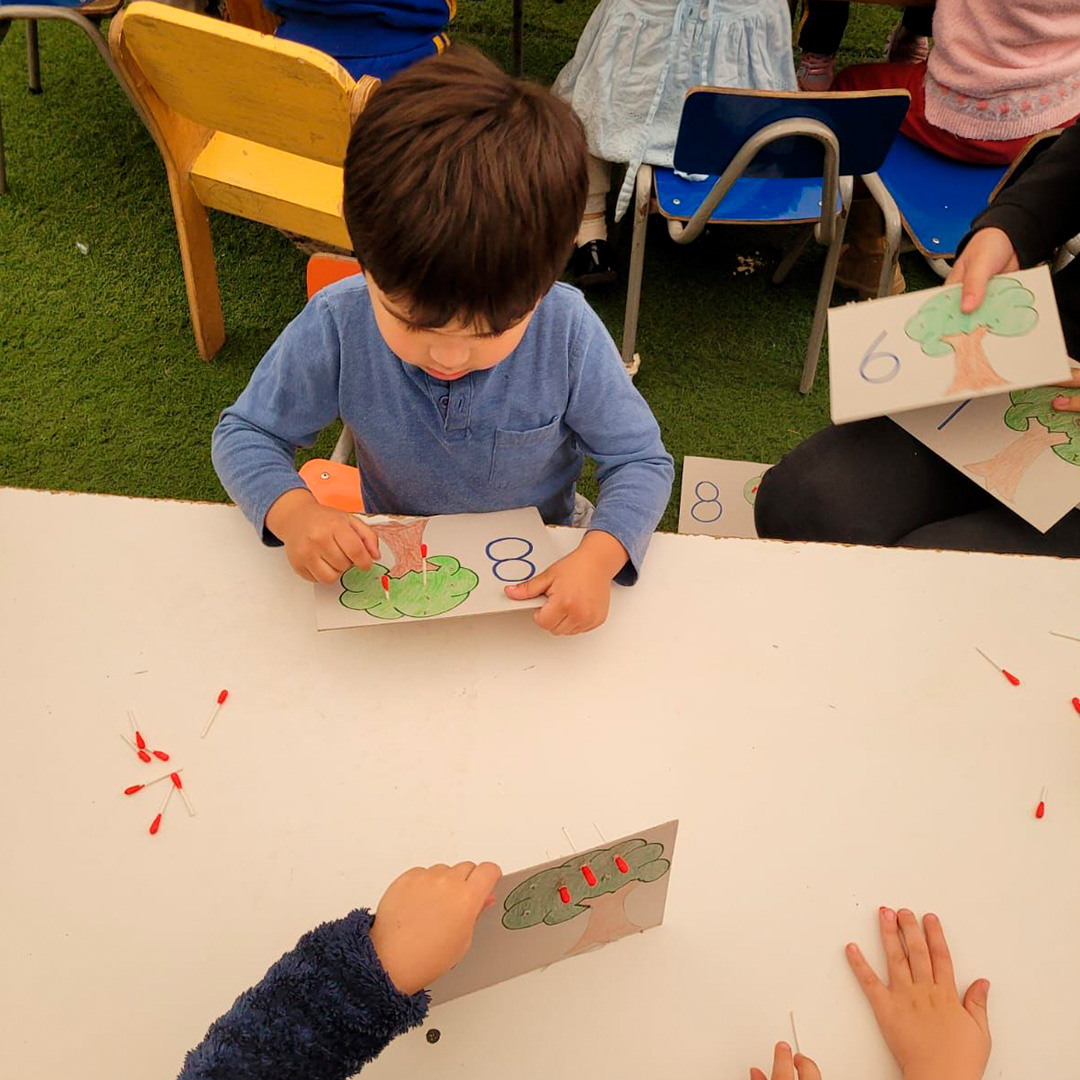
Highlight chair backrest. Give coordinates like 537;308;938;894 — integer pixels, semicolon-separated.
115;1;355;165
673;88;910;180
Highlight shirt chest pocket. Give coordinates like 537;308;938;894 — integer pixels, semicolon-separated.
489;418;566;489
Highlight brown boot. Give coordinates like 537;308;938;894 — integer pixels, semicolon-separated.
835;196;905;299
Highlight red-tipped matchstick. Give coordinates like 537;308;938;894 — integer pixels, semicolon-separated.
201;689;229;739
171;772;196;817
128;709;147;750
1035;786;1047;819
421;544;428;591
974;647;1020;686
149;783;174;835
381;574;391;603
120;732;152;763
124;769;179;796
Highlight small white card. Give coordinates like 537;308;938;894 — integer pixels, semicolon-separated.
892;380;1080;532
828;266;1069;424
677;457;770;538
313;507;558;630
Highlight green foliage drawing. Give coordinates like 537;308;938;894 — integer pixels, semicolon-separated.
339;557;479;620
502;839;670;929
1003;386;1080;464
904;278;1037;394
744;474;764;506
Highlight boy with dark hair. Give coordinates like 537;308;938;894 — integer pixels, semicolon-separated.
212;48;673;635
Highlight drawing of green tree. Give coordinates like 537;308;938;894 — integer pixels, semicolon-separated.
965;385;1080;500
338;517;478;619
904;278;1038;395
502;839;670;956
744;474;764;506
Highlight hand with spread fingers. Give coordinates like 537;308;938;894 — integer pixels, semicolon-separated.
846;907;991;1080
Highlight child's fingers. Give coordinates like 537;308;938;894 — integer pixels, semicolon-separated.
505;566;555;601
922;913;958;994
464;862;502;910
749;1070;768;1080
449;861;477;880
879;907;912;986
963;978;992;1038
794;1053;822;1080
1052;369;1080;389
349;520;382;560
336;525;375;570
897;909;933;983
532;594;567;631
311;557;346;584
1051;393;1080;412
845;942;888;1007
770;1041;795;1080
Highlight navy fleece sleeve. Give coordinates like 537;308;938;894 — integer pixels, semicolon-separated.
178;909;428;1080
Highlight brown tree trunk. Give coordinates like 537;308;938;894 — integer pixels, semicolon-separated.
942;327;1008;395
965;426;1068;501
564;881;643;957
371;518;431;578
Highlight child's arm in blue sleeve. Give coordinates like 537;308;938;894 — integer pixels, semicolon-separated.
211;294;346;544
564;306;674;585
178;909;428;1080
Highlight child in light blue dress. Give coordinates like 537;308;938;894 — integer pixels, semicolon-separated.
553;0;796;285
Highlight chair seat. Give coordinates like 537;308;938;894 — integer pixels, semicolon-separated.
190;132;351;249
878;134;1006;258
654;167;841;224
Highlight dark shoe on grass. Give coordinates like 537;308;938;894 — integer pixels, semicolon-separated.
570;239;618;288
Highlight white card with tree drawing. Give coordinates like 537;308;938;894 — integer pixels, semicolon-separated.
828;266;1069;424
891;380;1080;532
313;507;558;630
428;820;678;1005
678;456;770;538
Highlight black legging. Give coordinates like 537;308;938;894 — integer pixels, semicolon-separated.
754;416;1080;556
799;2;934;56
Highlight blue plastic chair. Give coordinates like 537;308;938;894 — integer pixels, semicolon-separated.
622;88;910;393
877;130;1061;276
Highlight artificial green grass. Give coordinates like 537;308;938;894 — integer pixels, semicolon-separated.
0;2;936;530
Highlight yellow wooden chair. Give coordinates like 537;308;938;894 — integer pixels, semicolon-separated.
109;1;378;360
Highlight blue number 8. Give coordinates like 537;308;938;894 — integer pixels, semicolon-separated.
486;537;536;582
690;481;722;524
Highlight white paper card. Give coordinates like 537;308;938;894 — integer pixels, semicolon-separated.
891;380;1080;532
313;507;559;630
678;457;770;538
828;266;1069;424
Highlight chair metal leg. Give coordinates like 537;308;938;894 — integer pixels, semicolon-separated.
772;224;814;285
26;20;41;93
620;164;651;377
330;426;355;465
861;171;902;299
799;205;848;395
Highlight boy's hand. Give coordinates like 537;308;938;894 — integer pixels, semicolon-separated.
750;1042;821;1080
266;489;381;584
846;908;991;1080
504;530;627;635
945;227;1019;314
369;861;502;996
1051;366;1080;411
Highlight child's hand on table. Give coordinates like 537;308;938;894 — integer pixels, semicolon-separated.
750;1042;821;1080
846;907;991;1080
504;530;627;635
369;861;502;995
266;489;381;584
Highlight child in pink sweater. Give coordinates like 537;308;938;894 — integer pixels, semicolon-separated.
833;0;1080;164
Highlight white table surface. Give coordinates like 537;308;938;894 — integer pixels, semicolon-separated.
1;487;1077;1080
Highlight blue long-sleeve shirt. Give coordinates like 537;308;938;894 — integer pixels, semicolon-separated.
212;277;673;585
178;909;427;1080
